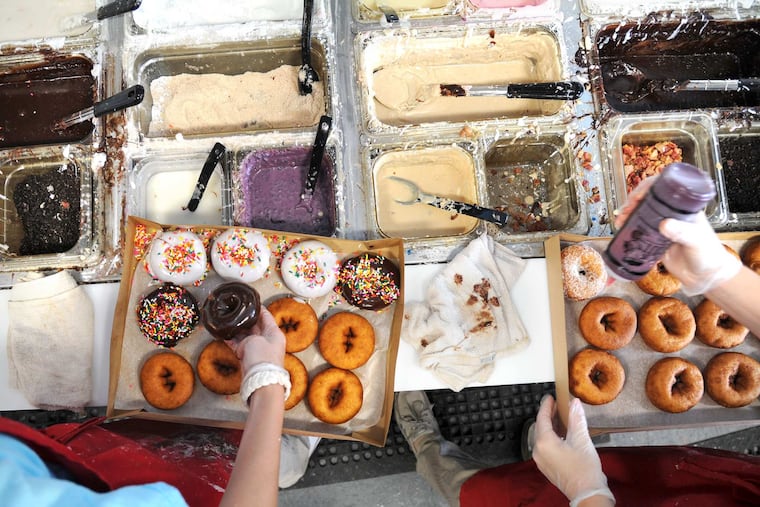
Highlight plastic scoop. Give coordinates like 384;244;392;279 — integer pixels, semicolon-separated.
440;81;584;100
298;0;319;95
297;115;332;212
388;176;511;227
54;84;144;130
186;142;226;212
60;0;142;32
377;3;400;22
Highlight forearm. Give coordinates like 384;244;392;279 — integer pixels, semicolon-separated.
705;266;760;337
577;495;615;507
221;384;285;507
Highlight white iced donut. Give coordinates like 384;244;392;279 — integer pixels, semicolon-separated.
280;240;339;298
147;230;207;285
211;228;271;282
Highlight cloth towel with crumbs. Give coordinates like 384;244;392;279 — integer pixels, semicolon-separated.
402;234;530;391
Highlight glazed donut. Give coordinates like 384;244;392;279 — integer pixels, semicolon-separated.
283;353;308;410
561;244;608;301
705;352;760;408
336;253;401;310
267;297;319;353
196;340;242;395
635;261;681;297
201;282;261;341
307;367;363;424
211;228;271;283
319;312;376;370
147;230;207;285
741;237;760;275
137;283;200;348
280;240;339;299
638;297;695;353
140;352;195;410
569;348;625;405
578;297;637;350
645;357;703;413
694;298;748;349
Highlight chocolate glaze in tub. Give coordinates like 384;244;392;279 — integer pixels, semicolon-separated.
597;18;760;113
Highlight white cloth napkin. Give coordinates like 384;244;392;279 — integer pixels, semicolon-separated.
402;234;530;391
7;270;94;410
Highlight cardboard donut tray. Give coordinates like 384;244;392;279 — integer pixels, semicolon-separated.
107;216;404;447
546;232;760;435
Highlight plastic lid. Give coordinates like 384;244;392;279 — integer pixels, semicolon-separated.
651;162;716;213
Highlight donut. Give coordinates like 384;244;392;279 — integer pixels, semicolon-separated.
578;297;637;350
210;228;271;282
283;353;308;410
645;357;704;413
561;244;608;301
307;367;363;424
569;348;625;405
280;240;339;299
201;282;261;341
705;352;760;408
638;297;695;353
201;282;261;340
319;312;376;370
267;297;319;353
740;237;760;275
196;340;242;395
336;253;401;310
137;283;200;348
723;243;741;261
140;352;195;410
635;261;681;296
694;298;749;349
146;230;207;285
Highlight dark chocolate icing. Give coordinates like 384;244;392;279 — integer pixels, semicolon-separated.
337;253;400;310
137;283;200;348
202;282;262;341
0;55;95;148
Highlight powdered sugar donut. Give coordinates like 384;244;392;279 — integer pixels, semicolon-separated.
280;240;339;298
147;230;207;285
211;228;271;282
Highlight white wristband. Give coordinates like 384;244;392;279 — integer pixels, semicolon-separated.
240;363;291;405
570;487;616;507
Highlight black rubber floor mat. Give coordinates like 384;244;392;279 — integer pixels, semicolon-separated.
692;426;760;456
290;382;556;489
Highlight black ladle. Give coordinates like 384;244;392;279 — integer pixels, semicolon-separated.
297;115;332;211
298;0;319;95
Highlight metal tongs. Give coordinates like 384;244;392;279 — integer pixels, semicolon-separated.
389;176;510;227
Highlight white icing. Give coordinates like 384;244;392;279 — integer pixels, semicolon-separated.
147;230;208;285
211;228;271;283
280;240;339;299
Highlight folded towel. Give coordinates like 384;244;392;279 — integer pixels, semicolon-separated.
7;270;94;410
403;234;529;391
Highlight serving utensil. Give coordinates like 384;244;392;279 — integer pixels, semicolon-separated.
388;176;511;227
54;84;144;130
377;3;400;22
440;81;584;100
60;0;142;32
298;0;319;95
297;116;332;212
186;142;226;212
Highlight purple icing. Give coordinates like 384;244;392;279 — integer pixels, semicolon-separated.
236;147;336;236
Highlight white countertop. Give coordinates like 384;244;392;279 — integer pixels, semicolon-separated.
0;260;555;411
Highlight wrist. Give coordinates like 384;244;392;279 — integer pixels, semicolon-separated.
240;362;291;405
571;488;615;507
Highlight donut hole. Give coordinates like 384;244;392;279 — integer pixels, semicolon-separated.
600;313;617;332
329;384;345;408
342;327;358;353
589;366;608;388
656;262;668;274
671;370;689;395
577;267;588;278
717;314;737;330
213;359;239;377
658;314;681;335
729;367;751;392
159;367;177;392
280;317;301;333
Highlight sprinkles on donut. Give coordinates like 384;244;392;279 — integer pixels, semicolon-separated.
137;283;200;348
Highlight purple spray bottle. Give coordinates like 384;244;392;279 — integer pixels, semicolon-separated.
603;162;715;281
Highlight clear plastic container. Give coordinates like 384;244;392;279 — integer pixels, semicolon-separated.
717;122;760;230
353;0;460;23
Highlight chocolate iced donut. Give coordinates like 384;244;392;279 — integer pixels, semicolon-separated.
201;282;261;341
337;253;401;310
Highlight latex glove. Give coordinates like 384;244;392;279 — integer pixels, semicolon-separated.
226;307;286;374
615;176;741;296
532;396;614;507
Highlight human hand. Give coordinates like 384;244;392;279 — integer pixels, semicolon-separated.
532;396;614;507
226;308;286;374
614;176;740;296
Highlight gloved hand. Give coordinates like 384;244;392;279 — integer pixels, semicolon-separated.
532;396;614;507
615;176;741;296
226;307;286;373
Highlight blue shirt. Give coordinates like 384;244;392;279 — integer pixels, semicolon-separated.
0;434;188;507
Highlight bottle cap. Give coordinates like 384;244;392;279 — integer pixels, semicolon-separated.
651;162;716;213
